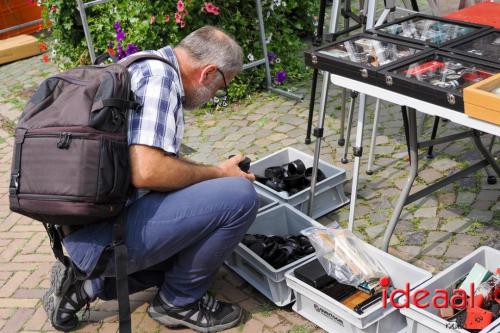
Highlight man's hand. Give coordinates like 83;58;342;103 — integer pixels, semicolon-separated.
218;154;256;182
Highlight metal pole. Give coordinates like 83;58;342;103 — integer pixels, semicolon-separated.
338;88;347;146
76;0;96;64
0;19;42;35
382;108;418;252
305;0;337;144
255;0;302;101
341;91;357;164
307;72;330;217
338;0;353;148
306;0;342;216
366;98;380;175
347;93;367;231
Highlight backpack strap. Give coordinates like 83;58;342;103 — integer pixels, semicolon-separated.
112;213;132;333
45;214;131;333
119;53;177;74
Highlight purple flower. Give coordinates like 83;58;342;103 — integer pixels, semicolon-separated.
125;43;140;56
267;51;277;63
116;31;125;42
275;70;287;84
107;40;113;49
117;43;126;60
113;21;122;32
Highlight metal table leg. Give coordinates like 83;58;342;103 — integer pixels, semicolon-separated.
338;88;348;146
472;131;500;177
308;72;331;216
347;93;368;231
341;91;358;164
382;107;418;252
366;98;381;175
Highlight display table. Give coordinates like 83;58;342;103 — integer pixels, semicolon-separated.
328;73;499;252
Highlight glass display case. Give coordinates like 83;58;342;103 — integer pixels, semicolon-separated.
381;51;500;112
304;33;425;87
447;29;500;64
371;14;491;48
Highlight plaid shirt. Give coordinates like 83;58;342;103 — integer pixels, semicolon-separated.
124;46;185;204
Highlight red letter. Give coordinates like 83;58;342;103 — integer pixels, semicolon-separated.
450;289;467;309
382;288;387;308
392;283;410;309
432;289;448;308
469;283;475;308
413;289;430;308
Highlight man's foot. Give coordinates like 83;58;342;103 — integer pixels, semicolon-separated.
148;292;243;333
42;261;90;331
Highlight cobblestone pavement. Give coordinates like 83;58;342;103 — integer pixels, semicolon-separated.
0;53;498;333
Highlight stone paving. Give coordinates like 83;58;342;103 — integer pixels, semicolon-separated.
0;51;498;333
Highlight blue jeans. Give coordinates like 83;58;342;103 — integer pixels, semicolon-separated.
63;177;257;306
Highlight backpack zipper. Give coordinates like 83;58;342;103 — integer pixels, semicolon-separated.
18;193;95;201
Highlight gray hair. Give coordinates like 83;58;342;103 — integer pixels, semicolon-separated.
177;26;243;77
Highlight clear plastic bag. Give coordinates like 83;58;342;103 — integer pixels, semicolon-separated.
302;226;388;287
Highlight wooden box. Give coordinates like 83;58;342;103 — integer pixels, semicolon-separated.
0;34;41;65
464;73;500;125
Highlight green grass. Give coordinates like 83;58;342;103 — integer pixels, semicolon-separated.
466;221;483;236
0;117;16;135
411;217;423;230
254;116;269;129
256;302;276;317
289;325;314;333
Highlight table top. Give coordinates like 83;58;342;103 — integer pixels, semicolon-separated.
329;73;500;137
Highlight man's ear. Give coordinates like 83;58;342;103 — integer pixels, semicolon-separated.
199;64;218;85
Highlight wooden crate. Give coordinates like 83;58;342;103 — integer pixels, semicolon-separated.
464;73;500;125
0;0;43;39
0;34;41;65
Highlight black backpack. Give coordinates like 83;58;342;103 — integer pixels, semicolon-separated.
10;53;176;333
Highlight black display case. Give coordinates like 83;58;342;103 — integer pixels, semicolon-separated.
381;50;500;112
304;33;426;88
446;29;500;65
370;14;491;48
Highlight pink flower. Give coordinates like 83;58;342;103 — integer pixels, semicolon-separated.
177;0;185;12
180;20;186;28
149;15;156;25
203;2;220;15
175;12;182;23
164;15;170;23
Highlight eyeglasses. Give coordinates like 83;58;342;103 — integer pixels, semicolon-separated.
215;68;228;99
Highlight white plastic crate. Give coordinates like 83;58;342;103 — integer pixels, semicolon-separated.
400;246;500;333
250;147;349;219
256;188;279;213
225;204;324;306
285;242;432;333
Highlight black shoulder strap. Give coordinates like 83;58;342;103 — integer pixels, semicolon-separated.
112;214;132;333
45;214;131;333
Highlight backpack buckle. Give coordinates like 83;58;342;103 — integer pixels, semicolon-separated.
57;133;72;149
9;173;19;194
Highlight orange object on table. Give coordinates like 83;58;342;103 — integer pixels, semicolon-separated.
446;2;500;29
0;0;43;39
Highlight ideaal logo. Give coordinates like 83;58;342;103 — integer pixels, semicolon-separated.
314;304;344;326
381;281;475;309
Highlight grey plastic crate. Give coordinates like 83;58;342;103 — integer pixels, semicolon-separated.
225;204;324;306
250;147;349;219
256;188;279;213
285;242;432;333
400;246;500;333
